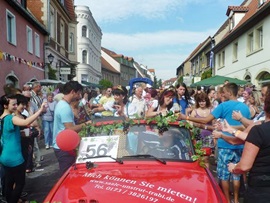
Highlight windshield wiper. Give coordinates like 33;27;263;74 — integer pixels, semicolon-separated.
122;154;166;165
83;155;123;164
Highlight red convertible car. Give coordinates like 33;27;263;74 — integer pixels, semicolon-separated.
44;120;226;203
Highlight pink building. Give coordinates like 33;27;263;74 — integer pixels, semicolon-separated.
0;0;48;95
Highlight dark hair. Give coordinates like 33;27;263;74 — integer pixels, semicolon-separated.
206;86;215;95
89;90;98;99
15;94;29;106
158;88;176;110
0;94;17;115
62;81;83;95
188;88;195;97
3;84;20;95
112;85;128;104
175;82;190;101
82;89;89;95
196;86;201;91
57;83;64;93
224;83;238;97
149;88;158;98
261;82;270;89
195;92;211;108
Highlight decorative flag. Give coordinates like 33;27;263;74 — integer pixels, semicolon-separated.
0;51;3;61
0;50;43;69
209;38;215;69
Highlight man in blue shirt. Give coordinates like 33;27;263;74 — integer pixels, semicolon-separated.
53;81;92;175
180;83;250;203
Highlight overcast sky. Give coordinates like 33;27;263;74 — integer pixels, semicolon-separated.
74;0;243;80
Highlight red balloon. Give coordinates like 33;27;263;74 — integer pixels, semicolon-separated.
56;129;80;151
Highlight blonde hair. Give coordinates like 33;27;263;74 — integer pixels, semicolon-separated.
251;91;262;107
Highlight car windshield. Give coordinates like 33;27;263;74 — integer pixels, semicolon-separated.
76;124;194;163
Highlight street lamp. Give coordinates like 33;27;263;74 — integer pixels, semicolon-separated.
45;53;55;79
47;53;54;64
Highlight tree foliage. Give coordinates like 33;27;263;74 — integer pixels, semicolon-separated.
178;76;184;84
158;79;162;88
99;79;113;89
48;64;57;80
201;69;212;80
153;76;158;89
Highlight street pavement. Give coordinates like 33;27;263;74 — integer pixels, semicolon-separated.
23;140;59;203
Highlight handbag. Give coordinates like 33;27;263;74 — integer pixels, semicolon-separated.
30;127;39;138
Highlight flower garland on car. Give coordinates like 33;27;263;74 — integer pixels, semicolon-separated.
79;113;206;167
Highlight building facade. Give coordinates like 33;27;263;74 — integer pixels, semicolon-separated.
0;0;47;95
214;0;270;86
176;0;270;87
102;47;136;86
28;0;78;82
75;5;102;85
101;56;120;87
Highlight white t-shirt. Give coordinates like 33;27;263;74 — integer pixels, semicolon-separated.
130;95;148;118
103;101;137;118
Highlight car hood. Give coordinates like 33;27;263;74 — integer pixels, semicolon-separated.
45;161;225;203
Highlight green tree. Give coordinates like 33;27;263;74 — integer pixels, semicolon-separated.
153;76;158;89
201;69;212;80
99;79;112;89
158;79;162;88
48;64;57;80
178;76;184;84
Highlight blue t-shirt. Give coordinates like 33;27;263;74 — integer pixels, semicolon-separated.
0;115;24;167
212;100;250;149
173;97;188;114
52;100;75;149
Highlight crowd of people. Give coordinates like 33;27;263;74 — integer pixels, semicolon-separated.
0;79;269;203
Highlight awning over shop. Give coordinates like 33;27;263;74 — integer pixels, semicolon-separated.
38;79;65;85
190;75;247;87
81;81;102;88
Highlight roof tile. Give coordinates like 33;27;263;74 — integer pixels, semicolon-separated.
101;57;119;73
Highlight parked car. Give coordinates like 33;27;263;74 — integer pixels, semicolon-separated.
44;119;226;203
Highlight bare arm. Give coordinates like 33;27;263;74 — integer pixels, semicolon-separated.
193;122;216;131
145;107;160;118
212;130;244;145
190;109;196;117
238;116;253;128
189;110;211;129
180;113;215;124
220;119;262;141
64;120;92;133
185;106;193;116
228;142;259;174
232;111;253;128
92;106;105;113
12;103;46;126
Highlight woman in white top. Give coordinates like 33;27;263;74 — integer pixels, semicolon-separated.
145;87;176;118
103;85;137;118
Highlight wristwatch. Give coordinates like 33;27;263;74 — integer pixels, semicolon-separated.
232;130;237;136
